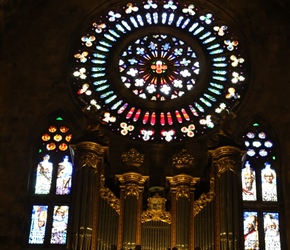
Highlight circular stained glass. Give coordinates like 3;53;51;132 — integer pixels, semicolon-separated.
119;34;201;101
71;0;250;143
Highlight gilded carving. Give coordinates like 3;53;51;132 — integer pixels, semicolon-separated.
78;153;99;171
99;174;121;214
176;185;190;200
121;148;144;167
193;176;215;217
172;149;194;168
141;193;171;224
215;158;237;177
124;183;140;198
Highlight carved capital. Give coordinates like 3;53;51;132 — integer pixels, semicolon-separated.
116;172;148;199
209;146;246;177
176;185;191;200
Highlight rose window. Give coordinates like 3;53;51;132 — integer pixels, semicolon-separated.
70;0;250;143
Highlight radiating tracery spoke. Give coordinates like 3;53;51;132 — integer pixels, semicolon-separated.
119;34;200;101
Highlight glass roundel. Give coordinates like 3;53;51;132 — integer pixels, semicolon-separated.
119;34;201;101
71;0;250;143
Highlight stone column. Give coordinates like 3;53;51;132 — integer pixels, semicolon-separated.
168;175;199;250
69;141;107;250
209;145;245;250
116;172;147;250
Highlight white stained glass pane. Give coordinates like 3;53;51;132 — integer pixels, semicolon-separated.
261;166;278;201
56;156;73;195
264;212;281;250
28;205;48;244
241;162;257;201
244;211;259;250
35;154;53;194
50;206;69;244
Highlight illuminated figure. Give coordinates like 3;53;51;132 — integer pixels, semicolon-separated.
244;214;259;250
51;206;68;244
264;213;281;250
35;154;53;194
262;164;277;201
242;162;257;201
56;156;73;195
28;206;48;244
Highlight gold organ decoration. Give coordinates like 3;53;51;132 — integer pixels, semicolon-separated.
121;148;144;167
167;174;200;200
99;174;121;214
172;149;194;168
141;193;171;224
193;175;215;217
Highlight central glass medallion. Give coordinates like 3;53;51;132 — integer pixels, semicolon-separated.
119;34;201;101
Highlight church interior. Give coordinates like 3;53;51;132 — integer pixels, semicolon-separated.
1;0;290;249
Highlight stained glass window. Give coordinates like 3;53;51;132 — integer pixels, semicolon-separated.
28;117;73;246
242;123;281;250
71;0;249;142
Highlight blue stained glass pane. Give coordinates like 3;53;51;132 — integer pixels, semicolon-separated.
93;80;107;85
29;205;48;244
35;155;53;194
99;40;112;47
116;24;126;33
130;16;139;28
168;13;175;25
92;67;105;72
96;85;110;91
200;97;212;107
209;49;224;55
213;57;226;61
93;53;106;58
263;212;281;250
195;102;205;112
176;16;184;27
199;31;211;40
121;20;132;30
204;93;217;102
213;70;227;75
212;76;226;81
208;88;221;95
189;22;198;32
207;44;220;50
162;12;167;24
146;13;152;24
91;73;106;78
104;33;116;42
111;100;123;110
153;12;158;24
109;29;120;38
100;91;114;98
213;63;228;67
96;46;109;52
105;95;117;104
193;26;204;35
50;206;69;244
91;60;106;64
56;156;73;195
181;18;190;29
203;37;216;44
243;211;259;248
136;15;144;26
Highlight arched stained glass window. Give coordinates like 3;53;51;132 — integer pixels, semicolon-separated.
70;0;250;143
28;116;73;245
242;123;281;250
